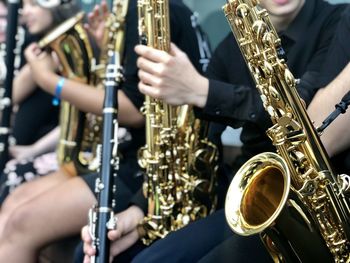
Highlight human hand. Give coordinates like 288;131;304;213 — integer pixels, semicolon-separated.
135;43;209;108
82;205;144;263
24;43;57;86
84;0;110;48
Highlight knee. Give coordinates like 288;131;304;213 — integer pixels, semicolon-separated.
3;205;34;242
2;195;18;214
1;185;30;213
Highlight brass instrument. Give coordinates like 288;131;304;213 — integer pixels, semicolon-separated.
39;12;98;175
94;0;128;81
223;1;350;262
177;107;218;217
137;0;218;245
176;13;219;222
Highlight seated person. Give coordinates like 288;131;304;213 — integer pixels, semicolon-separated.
82;0;347;262
0;1;211;262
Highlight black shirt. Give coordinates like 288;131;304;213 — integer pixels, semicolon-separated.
313;6;350;174
84;0;207;208
317;5;350;87
198;0;346;173
12;30;59;145
120;0;206;157
116;0;210;213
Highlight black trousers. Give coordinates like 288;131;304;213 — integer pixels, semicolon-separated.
132;209;271;263
198;231;271;263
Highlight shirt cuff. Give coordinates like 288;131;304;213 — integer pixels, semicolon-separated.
202;79;233;117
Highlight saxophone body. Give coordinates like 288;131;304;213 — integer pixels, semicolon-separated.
95;0;128;81
223;1;350;262
39;12;98;175
137;0;218;245
177;13;219;221
83;0;129;173
176;107;218;219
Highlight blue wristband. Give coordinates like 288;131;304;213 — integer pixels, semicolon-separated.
52;77;65;106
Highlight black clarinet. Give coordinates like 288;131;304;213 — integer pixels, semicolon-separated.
317;90;350;133
88;51;123;263
0;0;21;172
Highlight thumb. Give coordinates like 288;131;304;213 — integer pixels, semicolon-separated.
108;228;122;241
169;42;183;56
81;225;92;243
24;44;35;60
24;43;41;61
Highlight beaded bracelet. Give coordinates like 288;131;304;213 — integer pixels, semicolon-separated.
52;77;65;106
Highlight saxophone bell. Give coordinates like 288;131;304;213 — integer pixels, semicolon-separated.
225;152;335;262
223;0;350;261
225;152;290;236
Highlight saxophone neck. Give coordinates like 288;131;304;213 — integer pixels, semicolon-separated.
96;0;129;81
138;0;170;52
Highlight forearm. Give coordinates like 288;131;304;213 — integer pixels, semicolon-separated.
37;72;144;127
118;91;145;127
12;65;37;104
187;74;209;108
35;71;103;114
32;126;60;155
308;62;350;156
129;188;148;215
197;78;269;129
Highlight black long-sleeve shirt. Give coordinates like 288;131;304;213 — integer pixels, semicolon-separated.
312;6;350;174
131;0;347;214
120;0;207;157
317;6;350;87
109;0;211;213
197;0;346;173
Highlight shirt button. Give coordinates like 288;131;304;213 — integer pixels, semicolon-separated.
215;110;221;115
250;113;256;119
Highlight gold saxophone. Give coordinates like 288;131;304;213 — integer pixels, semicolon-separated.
223;1;350;262
39;12;99;175
95;0;128;81
82;0;130;172
137;0;218;245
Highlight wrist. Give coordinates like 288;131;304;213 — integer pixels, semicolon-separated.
191;75;209;108
52;77;66;106
37;72;57;93
31;142;42;157
128;205;145;222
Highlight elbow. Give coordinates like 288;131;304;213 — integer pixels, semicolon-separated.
133;115;145;128
321;134;337;158
123;113;145;128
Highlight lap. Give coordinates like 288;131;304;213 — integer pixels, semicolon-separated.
132;209;271;263
6;175;96;239
198;234;271;263
82;172;138;213
0;152;61;206
1;167;71;212
82;155;143;213
132;209;232;263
